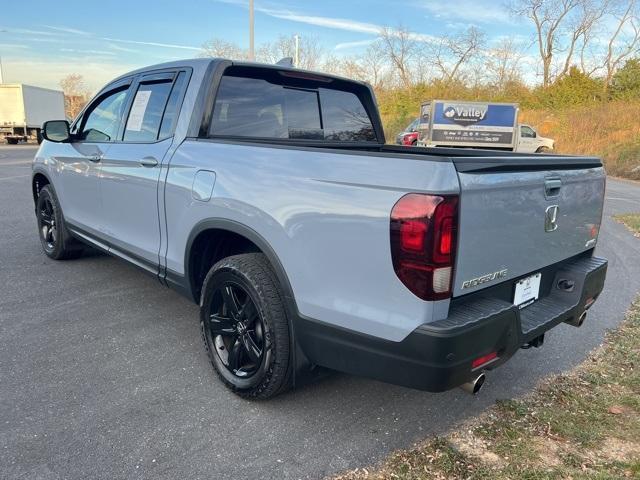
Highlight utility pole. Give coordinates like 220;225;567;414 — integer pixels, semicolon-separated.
294;34;300;68
248;0;255;61
0;29;6;83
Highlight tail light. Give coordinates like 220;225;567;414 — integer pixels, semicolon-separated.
390;194;459;301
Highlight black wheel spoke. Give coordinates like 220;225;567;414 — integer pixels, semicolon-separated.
208;280;266;378
241;334;262;363
240;298;257;326
227;338;243;371
39;198;57;249
222;285;240;318
208;313;236;336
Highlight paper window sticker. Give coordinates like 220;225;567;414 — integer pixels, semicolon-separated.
126;90;152;132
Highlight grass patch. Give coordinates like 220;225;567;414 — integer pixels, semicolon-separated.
334;299;640;480
615;213;640;237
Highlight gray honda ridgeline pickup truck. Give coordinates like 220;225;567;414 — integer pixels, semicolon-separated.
33;59;607;399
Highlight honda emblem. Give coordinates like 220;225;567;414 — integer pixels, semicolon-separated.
545;205;559;232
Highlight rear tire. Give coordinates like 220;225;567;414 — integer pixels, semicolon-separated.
200;253;291;400
36;185;83;260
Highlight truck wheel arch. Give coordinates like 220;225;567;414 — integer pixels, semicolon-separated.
184;219;297;315
32;172;51;205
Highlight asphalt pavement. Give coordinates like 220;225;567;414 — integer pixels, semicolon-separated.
1;144;639;480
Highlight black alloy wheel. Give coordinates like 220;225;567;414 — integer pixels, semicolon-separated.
35;185;83;260
206;281;265;378
39;196;57;252
200;253;291;399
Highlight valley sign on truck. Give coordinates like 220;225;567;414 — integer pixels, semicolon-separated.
418;100;519;149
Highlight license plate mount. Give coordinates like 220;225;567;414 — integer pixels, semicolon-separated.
513;273;541;309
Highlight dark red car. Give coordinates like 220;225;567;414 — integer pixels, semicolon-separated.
395;118;419;146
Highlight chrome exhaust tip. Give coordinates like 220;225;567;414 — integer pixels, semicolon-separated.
565;310;587;328
578;310;587;327
460;373;486;395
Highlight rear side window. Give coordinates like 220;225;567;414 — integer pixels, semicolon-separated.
210;72;376;142
124;80;173;142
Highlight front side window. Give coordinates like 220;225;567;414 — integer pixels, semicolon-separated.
521;125;535;138
79;88;128;142
210;72;376;142
124;80;173;142
405;119;419;132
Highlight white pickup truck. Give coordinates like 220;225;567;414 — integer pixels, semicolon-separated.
32;59;607;399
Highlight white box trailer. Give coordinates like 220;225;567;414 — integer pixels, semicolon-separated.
0;84;66;144
417;100;519;150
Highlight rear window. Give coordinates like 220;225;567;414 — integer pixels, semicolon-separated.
210;71;376;142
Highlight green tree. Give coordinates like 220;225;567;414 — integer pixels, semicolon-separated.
537;66;604;108
610;58;640;99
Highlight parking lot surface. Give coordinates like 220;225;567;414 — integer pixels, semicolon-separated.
2;144;640;479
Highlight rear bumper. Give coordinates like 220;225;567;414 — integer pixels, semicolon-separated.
296;255;607;392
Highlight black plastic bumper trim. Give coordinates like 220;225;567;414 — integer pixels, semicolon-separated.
294;256;607;392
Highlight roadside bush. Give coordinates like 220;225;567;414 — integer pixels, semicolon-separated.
610;58;640;100
532;67;605;108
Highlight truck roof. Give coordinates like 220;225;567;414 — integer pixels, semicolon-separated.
422;99;519;107
111;58;371;90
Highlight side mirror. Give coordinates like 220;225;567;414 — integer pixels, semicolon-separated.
42;120;71;143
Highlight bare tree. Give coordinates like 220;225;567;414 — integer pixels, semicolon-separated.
509;0;586;87
379;26;416;88
601;0;640;87
430;26;485;82
558;0;610;78
484;37;525;90
257;35;323;70
59;74;90;120
200;39;248;60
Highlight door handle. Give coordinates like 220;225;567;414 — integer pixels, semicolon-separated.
140;156;158;167
89;153;102;163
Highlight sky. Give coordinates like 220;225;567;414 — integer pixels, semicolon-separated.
0;0;528;91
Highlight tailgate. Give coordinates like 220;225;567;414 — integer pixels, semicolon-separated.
452;160;605;297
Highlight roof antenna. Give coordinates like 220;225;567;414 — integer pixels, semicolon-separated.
275;57;294;67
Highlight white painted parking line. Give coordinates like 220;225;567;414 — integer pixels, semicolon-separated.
0;161;32;166
0;174;30;181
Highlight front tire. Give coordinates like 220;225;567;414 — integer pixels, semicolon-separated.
200;253;291;399
537;146;551;153
36;185;82;260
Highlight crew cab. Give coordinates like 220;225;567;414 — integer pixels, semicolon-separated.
32;59;607;399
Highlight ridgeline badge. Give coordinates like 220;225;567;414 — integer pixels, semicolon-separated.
461;269;508;289
443;103;488;126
